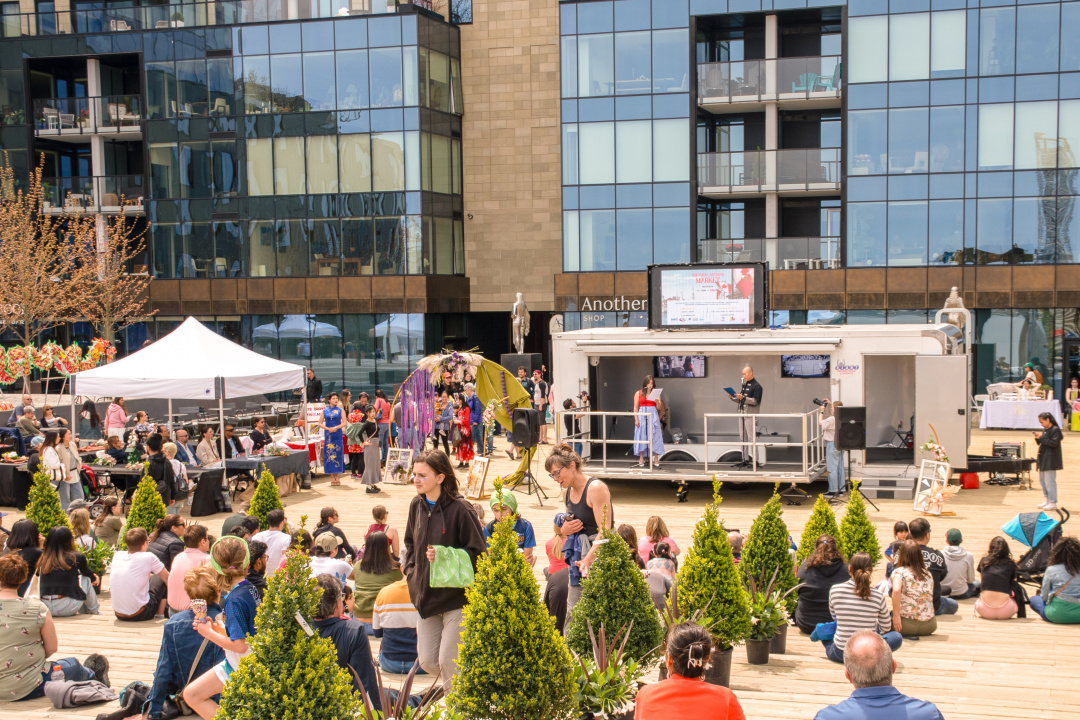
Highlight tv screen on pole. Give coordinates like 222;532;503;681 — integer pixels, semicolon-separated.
648;262;767;330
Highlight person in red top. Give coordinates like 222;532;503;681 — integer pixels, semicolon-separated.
736;267;754;300
635;622;746;720
347;401;366;479
374;390;392;464
454;399;473;468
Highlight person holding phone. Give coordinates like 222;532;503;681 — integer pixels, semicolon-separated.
728;365;763;469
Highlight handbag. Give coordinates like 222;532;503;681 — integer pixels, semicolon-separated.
160;638;210;718
429;545;474;588
450;424;462;449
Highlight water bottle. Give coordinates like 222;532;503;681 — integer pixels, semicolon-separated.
50;663;63;682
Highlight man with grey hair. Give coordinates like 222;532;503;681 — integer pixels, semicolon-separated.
728;365;763;469
813;631;944;720
312;574;383;709
463;381;488;457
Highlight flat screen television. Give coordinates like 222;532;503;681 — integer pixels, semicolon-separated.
648;262;767;330
654;355;706;378
781;354;831;378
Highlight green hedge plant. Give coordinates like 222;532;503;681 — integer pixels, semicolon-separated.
26;469;71;534
448;490;576;720
838;481;881;564
249;467;283;530
739;488;798;614
796;494;841;565
118;473;166;549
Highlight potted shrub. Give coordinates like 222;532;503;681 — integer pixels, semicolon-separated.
745;567;802;665
796;494;841;565
25;469;72;534
676;479;752;686
170;11;185;26
248;467;283;530
566;526;665;672
838;481;881;564
117;472;166;549
572;622;641;720
739;488;798;653
448;483;577;720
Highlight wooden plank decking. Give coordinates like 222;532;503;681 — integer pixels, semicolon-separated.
4;427;1078;719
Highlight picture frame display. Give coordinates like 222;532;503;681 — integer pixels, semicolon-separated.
465;457;490;500
383;448;413;485
913;459;951;516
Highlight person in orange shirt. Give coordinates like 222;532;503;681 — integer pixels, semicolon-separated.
634;622;746;720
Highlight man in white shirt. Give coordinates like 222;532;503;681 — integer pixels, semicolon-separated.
309;532;353;586
111;527;170;621
251;509;292;575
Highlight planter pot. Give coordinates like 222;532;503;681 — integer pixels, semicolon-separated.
703;646;733;687
745;638;771;665
770;623;789;655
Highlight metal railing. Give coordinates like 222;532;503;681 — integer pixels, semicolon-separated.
555;408;825;478
698;56;842;102
42;176;145;212
698;237;841;268
698;148;842;190
33;95;143;134
0;0;415;38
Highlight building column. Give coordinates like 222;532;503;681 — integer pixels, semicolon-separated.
86;58;107;244
765;14;778;59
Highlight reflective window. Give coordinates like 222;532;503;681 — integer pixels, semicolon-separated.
372;132;405;191
929;199;964;264
579;122;615;184
273;137;306;195
1061;101;1080;168
307;136;338;194
976;198;1014;262
979;104;1014;170
1064;3;1080;72
149;143;179;199
1057;196;1080;262
890;13;929;81
654;207;690;264
848;202;887;266
303;52;336;111
1014;196;1054;262
849;110;887;175
176;60;208;117
1017;4;1059;76
616;120;651;183
580;209;616;271
929;106;964;173
616;208;651;270
888;201;928;265
930;11;965;78
652;29;688;93
244;56;271;114
564;211;580;272
271;54;305;112
578;34;614;97
849;16;888;83
246;138;273;197
653;119;689;182
888;108;928;174
561;37;578;98
370;48;403;107
179;142;211;199
337;50;369;110
979;7;1015;77
615;32;650;95
1015;102;1058;170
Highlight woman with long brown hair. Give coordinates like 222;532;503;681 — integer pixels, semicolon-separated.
351;531;402;634
795;534;849;634
632;374;664;468
818;552;901;663
92;496;125;546
974;536;1022;619
891;539;937;636
1030;536;1080;623
38;526;99;617
403;449;486;693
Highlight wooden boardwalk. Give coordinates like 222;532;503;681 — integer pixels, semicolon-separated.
4;428;1079;719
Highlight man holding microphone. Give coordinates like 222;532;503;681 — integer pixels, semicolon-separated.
728;365;763;468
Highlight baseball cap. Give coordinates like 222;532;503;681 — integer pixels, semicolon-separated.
489;489;519;514
946;528;962;545
314;533;342;553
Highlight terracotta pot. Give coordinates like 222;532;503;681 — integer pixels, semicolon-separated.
770;623;789;654
745;638;771;665
703;646;733;687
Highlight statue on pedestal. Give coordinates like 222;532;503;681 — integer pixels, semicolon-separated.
511;292;530;355
943;286;966;331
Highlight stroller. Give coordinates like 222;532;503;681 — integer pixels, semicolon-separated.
79;465;122;519
1002;508;1070;586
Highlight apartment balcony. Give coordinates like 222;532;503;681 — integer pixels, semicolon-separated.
697;57;841;114
42;176;145;215
698;237;841;269
697;149;841;198
33;96;142;142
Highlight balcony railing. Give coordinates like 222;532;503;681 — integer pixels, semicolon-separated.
698;56;841;103
698;237;841;269
33;96;143;135
0;0;420;38
42;176;145;213
697;149;841;191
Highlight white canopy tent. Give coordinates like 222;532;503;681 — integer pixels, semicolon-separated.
70;317;310;487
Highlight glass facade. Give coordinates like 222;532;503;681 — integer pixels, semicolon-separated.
560;0;693;272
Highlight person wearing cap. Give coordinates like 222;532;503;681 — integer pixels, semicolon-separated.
941;528;979;600
310;532;354;586
532;370;550;445
483;489;537;566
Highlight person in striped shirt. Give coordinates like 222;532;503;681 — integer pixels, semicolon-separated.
819;552;903;663
371;576;426;675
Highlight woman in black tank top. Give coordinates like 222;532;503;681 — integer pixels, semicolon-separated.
547;445;614;538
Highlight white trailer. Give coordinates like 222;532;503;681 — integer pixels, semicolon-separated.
551;311;970;490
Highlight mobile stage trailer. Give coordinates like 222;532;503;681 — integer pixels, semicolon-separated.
551;312;970;490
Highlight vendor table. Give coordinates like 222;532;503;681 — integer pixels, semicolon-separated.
0;462;32;509
980;399;1064;430
225;449;311;482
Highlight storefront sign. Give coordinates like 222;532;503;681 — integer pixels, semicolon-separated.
579;296;648;312
834;361;860;376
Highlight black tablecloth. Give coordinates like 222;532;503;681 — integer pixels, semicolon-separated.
0;462;32;509
225;450;310;480
190;468;225;517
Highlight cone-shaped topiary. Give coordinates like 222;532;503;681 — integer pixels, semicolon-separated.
676;479;752;651
796;494;841;565
25;469;71;534
565;526;665;671
448;493;577;720
118;473;166;549
740;488;799;614
249;467;283;531
216;550;360;719
838;481;881;564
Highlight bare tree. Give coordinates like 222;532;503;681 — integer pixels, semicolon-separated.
0;154;92;389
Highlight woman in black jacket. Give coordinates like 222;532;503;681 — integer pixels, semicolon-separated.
146;433;175;509
795;534;850;634
148;515;186;571
38;526;99;616
403;449;486;693
1035;412;1063;511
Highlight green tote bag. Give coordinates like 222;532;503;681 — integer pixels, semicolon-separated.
429;545;475;588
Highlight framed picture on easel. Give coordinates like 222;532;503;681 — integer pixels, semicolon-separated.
465;457;490;500
913;459;951;516
383;448;413;485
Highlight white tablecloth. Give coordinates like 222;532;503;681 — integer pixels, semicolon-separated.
980;399;1063;429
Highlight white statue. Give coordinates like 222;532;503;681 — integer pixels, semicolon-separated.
511;292;530;355
944;286;966;330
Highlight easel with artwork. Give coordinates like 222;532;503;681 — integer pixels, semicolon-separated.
465;457;490;500
913;459;958;516
383;448;413;485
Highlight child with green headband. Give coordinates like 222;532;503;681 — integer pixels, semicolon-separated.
183;536;257;720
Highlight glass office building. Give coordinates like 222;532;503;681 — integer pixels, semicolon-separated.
557;0;1080;393
0;3;468;395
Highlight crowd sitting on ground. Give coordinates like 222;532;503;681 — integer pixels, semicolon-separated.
1;433;1077;716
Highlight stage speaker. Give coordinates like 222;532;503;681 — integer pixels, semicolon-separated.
511;408;540;448
835;406;866;451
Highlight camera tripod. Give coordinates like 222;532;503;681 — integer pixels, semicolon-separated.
827;449;880;511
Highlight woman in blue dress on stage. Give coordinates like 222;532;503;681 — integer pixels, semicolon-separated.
633;375;664;469
321;392;346;485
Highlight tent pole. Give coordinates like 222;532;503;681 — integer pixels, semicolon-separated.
168;399;173;432
300;383;311;489
70;382;77;440
218;383;228;503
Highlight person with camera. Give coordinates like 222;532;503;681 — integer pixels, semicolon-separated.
819;399;845;497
